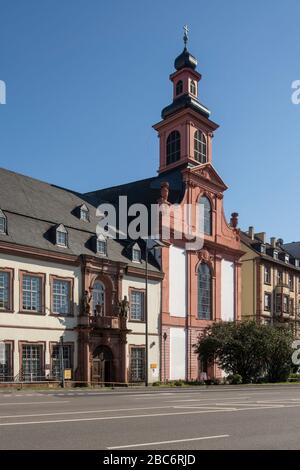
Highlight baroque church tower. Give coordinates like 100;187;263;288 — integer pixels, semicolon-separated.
153;28;243;381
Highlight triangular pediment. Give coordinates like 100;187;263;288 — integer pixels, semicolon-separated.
188;163;228;190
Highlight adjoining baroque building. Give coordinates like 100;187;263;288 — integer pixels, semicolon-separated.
0;36;243;385
241;227;300;333
0;170;162;383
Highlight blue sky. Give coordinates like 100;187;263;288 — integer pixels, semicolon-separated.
0;0;299;242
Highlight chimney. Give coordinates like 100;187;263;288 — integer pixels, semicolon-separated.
255;232;266;243
248;226;254;240
270;237;276;248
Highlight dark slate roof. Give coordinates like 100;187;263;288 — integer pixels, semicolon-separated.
241;231;300;272
0;167;160;272
283;242;300;259
161;94;210;120
84;167;185;208
174;47;197;71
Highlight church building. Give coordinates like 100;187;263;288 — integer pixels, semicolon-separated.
86;33;244;381
0;32;242;385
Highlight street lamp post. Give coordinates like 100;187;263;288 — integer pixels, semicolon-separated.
59;335;65;388
144;239;165;387
145;245;149;386
163;332;167;383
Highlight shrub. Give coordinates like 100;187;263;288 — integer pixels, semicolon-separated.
174;380;184;387
227;374;243;385
288;373;300;382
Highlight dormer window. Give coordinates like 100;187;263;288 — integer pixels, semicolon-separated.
0;210;6;234
285;254;289;264
79;204;89;221
176;80;183;95
56;224;68;247
273;250;278;260
260;244;266;254
190;80;196;95
295;259;300;268
132;244;141;263
96;234;107;255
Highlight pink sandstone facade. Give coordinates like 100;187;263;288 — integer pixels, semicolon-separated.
153;44;243;381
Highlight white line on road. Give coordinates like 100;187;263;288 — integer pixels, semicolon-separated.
0;405;180;419
107;434;230;449
0;408;235;427
1;402;300;427
0;401;70;406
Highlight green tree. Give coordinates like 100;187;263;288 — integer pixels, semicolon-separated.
264;325;293;382
194;321;293;383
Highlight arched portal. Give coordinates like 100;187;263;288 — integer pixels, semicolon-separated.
92;345;113;384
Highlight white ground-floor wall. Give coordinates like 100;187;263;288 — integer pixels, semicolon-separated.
0;328;78;381
169;327;186;380
126;333;160;384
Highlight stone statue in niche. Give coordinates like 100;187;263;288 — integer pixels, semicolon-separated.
81;290;92;315
230;212;239;229
119;295;130;318
157;181;170;205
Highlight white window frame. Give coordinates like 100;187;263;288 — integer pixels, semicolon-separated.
56;225;68;247
0;210;6;235
132;244;141;263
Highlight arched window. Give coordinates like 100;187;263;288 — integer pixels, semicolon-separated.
199;196;212;235
194;130;207;163
92;281;105;316
166;131;181;165
190;80;196;95
176;80;183;95
198;263;212;320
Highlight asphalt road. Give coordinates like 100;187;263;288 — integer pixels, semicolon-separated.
1;385;300;450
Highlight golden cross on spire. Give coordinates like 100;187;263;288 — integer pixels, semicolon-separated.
183;25;189;48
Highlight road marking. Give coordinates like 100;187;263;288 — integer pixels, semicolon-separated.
107;434;230;449
169;396;252;403
0;408;235;427
2;402;300;427
0;405;179;419
174;405;236;411
0;401;70;406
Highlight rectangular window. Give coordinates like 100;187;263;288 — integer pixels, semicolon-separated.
288;274;294;291
289;298;294;315
0;217;6;234
283;295;289;313
56;231;67;247
264;293;271;311
22;275;42;312
130;290;145;321
21;344;43;381
132;248;141;262
80;209;89;221
276;294;282;313
0;271;10;310
97;239;107;255
0;343;12;382
52;279;71;315
277;270;283;285
130;347;145;382
264;266;271;284
51;344;72;379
